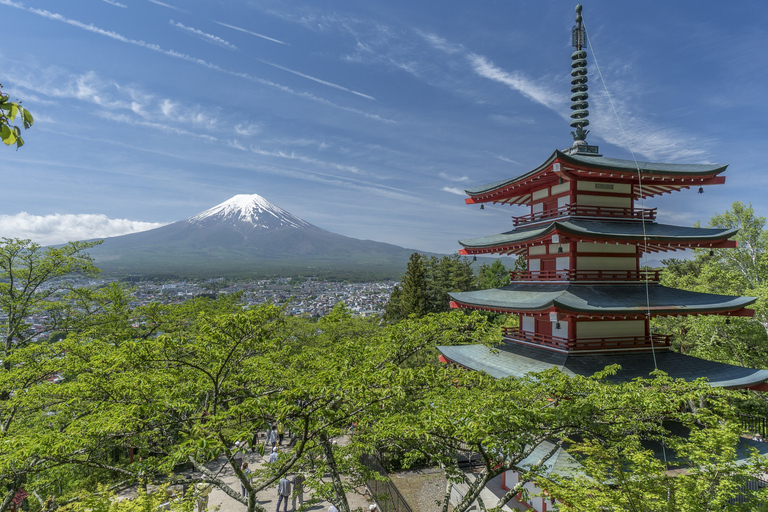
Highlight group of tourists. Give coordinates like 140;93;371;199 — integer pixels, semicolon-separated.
221;433;378;512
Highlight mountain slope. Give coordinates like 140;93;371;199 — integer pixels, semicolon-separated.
86;194;420;279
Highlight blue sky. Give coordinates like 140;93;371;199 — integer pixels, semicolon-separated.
1;0;767;254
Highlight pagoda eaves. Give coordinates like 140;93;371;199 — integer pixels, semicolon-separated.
458;220;738;256
464;150;728;205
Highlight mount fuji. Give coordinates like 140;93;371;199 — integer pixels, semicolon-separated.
86;194;420;279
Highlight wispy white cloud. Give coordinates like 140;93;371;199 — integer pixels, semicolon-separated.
468;54;561;110
491;154;523;166
0;1;390;122
102;0;127;8
255;58;375;100
245;145;366;175
9;68;217;129
438;172;469;182
442;187;466;195
418;30;710;161
146;0;186;13
213;20;288;46
98;111;219;142
170;20;237;50
0;212;165;245
234;123;261;137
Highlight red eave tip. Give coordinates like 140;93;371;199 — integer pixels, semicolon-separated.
465;197;476;204
449;301;459;309
458;248;469;256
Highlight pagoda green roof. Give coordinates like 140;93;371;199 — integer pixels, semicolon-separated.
449;283;756;315
459;220;738;249
437;342;768;388
465;150;728;196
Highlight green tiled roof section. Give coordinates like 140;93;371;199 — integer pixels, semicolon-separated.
437;343;768;388
449;284;756;314
566;152;728;175
465;151;558;195
464;150;727;196
458;220;738;248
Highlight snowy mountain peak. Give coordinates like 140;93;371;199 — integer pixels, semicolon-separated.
188;194;312;230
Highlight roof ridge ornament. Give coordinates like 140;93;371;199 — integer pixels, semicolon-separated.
566;4;600;156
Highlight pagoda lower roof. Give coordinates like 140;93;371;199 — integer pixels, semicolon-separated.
449;283;756;316
437;342;768;389
465;150;727;201
458;219;737;253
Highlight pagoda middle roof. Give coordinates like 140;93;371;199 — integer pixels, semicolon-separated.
465;150;728;197
458;219;738;251
449;283;756;316
437;342;768;389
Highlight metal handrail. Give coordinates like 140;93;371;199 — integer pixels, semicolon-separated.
509;269;661;282
512;205;656;226
502;328;672;352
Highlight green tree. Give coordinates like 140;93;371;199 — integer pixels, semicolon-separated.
0;85;33;149
0;238;101;511
658;202;768;369
385;253;476;321
385;253;430;321
50;303;496;512
476;259;509;289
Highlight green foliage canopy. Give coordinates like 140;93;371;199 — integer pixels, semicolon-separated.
0;85;33;149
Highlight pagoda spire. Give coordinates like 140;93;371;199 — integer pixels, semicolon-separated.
567;4;599;155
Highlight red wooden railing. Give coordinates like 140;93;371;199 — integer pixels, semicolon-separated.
509;269;660;282
502;327;672;353
512;205;656;226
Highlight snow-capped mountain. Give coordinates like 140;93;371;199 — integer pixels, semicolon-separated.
187;194;313;231
84;194;419;278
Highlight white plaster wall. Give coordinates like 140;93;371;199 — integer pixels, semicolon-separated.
576;181;632;194
532;202;543;214
552;320;568;337
551;183;570;195
577;242;635;254
532;189;550;200
576;194;631;207
556;257;569;270
529;246;547;256
547;244;569;254
577;256;636;270
577;320;645;338
529;259;541;272
522;316;535;333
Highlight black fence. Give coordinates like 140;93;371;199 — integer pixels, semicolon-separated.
739;414;768;439
729;476;768;506
359;453;414;512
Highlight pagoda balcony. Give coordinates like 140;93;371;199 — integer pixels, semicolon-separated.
509;269;661;283
502;327;672;353
511;205;656;226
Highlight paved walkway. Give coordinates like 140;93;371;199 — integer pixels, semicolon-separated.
205;441;374;512
124;437;376;512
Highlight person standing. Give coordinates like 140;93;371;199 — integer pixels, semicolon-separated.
276;476;291;512
268;446;279;464
291;474;304;509
267;425;278;447
233;441;244;469
240;462;252;497
195;483;212;512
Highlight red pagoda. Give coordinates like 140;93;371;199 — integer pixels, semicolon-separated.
438;5;768;390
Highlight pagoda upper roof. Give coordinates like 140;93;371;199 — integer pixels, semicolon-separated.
436;342;768;389
449;283;756;317
465;150;727;204
458;219;738;255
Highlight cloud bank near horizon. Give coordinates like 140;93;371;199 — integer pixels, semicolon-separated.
0;213;166;246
